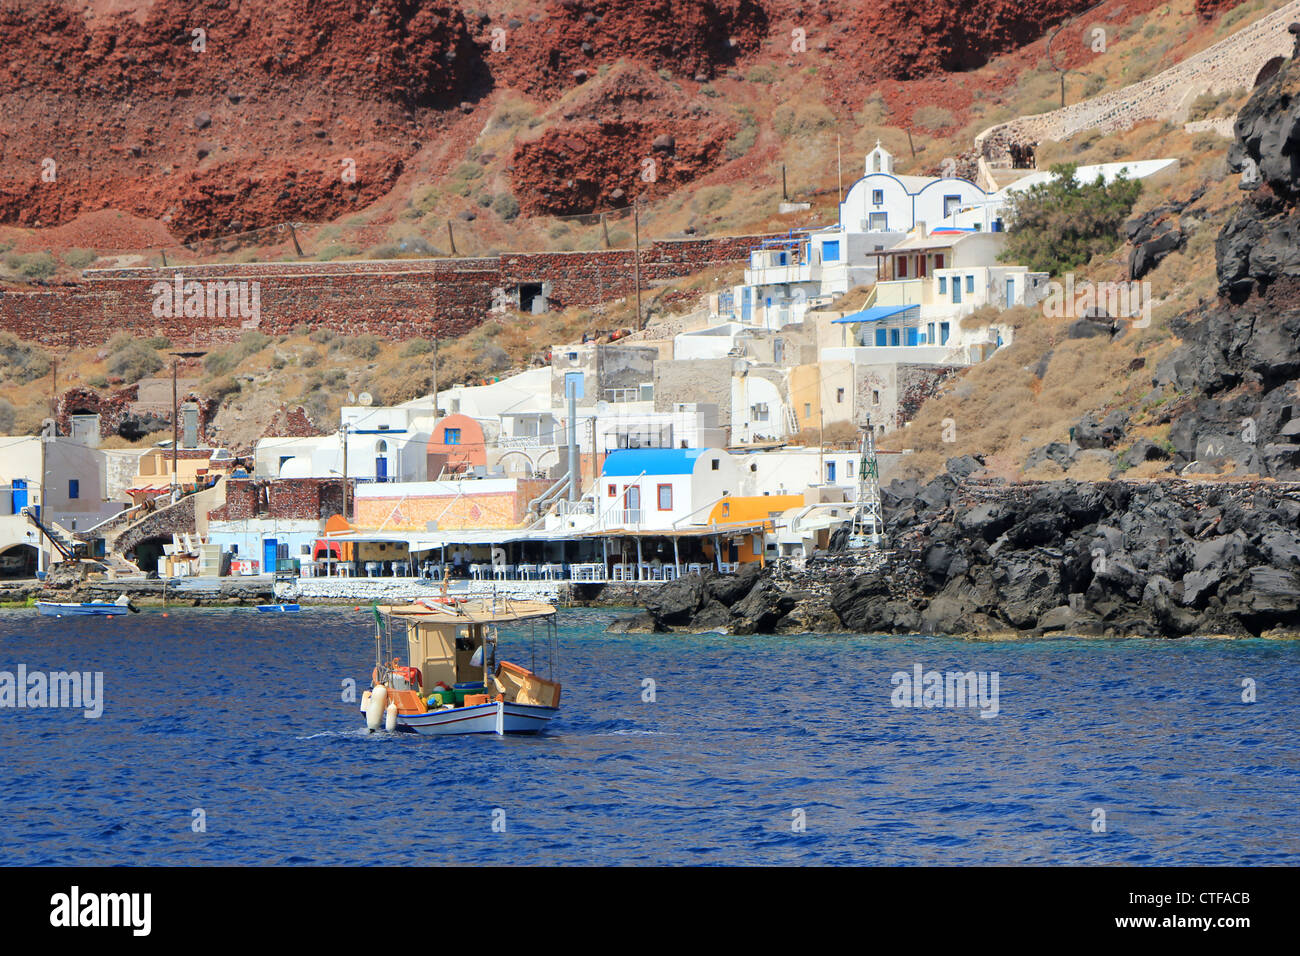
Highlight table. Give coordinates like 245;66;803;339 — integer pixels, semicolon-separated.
539;563;564;580
516;564;538;580
570;563;605;582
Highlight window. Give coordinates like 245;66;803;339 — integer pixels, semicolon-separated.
826;462;836;482
938;276;947;294
940;322;951;344
68;479;79;500
822;240;841;262
444;427;461;445
943;195;961;217
872;189;884;205
657;484;673;511
872;390;880;405
934;254;944;269
804;403;812;419
836;388;845;403
868;212;888;230
875;329;887;347
608;484;617;497
711;458;720;471
896;256;907;278
890;329;900;346
965;274;975;294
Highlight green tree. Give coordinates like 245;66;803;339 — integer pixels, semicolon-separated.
999;163;1143;275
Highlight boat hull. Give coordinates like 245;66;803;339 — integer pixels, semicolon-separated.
361;699;558;736
257;604;300;613
36;602;128;617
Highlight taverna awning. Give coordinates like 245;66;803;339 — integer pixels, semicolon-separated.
832;304;920;324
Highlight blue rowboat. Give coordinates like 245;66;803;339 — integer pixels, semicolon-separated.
36;601;130;617
257;604;300;613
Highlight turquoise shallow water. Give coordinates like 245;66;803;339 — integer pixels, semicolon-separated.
0;607;1297;865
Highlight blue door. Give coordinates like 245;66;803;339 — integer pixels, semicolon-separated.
11;479;26;513
263;538;278;574
375;456;388;482
952;281;962;304
1005;278;1016;307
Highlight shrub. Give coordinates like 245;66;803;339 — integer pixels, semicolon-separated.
0;332;52;384
401;339;435;357
773;103;835;139
725;108;758;160
62;248;98;270
5;252;57;279
107;340;164;381
334;334;382;360
912;106;956;131
1000;163;1143;274
492;193;520;221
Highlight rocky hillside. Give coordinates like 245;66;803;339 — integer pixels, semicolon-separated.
626;39;1300;639
622;468;1300;638
1153;45;1300;478
0;0;1181;245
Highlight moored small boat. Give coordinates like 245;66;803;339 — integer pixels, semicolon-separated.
257;603;300;613
36;597;133;617
359;597;561;737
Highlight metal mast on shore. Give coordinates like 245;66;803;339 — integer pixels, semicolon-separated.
849;420;884;548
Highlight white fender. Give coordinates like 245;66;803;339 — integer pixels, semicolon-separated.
365;684;387;731
384;701;398;732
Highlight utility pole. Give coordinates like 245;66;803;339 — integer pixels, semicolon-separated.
431;339;439;415
781;164;788;201
341;422;350;519
632;200;643;332
171;358;179;498
837;136;843;204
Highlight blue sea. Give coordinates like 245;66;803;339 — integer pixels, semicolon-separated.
0;607;1297;865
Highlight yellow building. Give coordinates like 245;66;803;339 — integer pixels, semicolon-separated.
705;494;804;565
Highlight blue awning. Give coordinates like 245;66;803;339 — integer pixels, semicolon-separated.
832;304;920;324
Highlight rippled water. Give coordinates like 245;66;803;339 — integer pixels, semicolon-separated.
1;607;1297;865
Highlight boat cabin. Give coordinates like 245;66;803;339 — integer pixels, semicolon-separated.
376;600;561;713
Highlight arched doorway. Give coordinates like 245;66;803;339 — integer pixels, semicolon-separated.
0;544;37;578
1254;56;1285;88
128;535;171;577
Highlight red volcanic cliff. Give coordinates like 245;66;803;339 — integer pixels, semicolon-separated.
0;0;1197;238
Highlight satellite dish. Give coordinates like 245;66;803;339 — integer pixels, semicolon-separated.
358;392;373;406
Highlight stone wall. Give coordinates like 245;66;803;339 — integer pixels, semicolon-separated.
208;477;346;522
975;1;1300;160
0;234;776;348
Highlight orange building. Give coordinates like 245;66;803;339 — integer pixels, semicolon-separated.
428;414;486;476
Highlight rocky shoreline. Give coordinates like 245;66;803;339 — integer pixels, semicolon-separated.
616;468;1300;639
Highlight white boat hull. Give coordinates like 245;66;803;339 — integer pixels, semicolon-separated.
362;700;558;736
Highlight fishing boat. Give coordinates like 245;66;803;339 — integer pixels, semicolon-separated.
36;595;135;617
257;603;300;613
360;596;561;737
